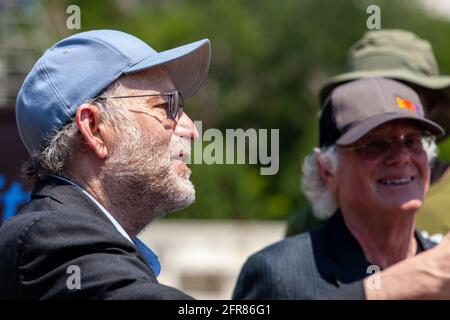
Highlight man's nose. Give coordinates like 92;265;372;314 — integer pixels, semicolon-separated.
173;112;199;140
384;142;412;166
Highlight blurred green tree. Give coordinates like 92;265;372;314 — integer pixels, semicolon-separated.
40;0;450;220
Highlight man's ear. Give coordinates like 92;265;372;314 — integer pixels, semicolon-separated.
76;103;109;159
315;153;338;194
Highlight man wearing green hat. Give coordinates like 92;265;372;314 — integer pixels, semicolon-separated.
286;29;450;239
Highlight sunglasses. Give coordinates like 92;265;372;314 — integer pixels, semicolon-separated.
339;132;427;159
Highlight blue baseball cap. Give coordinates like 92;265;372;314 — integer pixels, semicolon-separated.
16;29;211;155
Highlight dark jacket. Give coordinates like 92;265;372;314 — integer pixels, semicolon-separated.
233;210;435;300
0;177;192;300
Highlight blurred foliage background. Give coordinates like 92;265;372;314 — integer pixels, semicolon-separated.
4;0;450;220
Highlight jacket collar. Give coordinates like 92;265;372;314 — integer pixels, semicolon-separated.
28;176;109;223
311;209;435;285
25;177;161;276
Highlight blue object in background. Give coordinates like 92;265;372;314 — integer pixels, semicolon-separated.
0;174;31;222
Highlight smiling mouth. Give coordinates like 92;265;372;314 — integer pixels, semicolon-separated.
378;176;414;186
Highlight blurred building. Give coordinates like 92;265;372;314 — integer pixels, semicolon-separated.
0;0;49;106
140;219;285;299
0;1;50;221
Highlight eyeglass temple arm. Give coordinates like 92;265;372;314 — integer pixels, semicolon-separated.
96;92;175;100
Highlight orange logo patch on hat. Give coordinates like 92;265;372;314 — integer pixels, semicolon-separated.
396;97;416;113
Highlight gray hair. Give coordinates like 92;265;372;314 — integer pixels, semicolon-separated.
22;80;130;186
301;137;438;220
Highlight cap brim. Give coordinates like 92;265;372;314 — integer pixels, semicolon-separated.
124;39;211;98
336;113;445;146
320;69;450;104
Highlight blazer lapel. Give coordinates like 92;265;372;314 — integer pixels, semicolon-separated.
315;210;436;288
312;210;372;286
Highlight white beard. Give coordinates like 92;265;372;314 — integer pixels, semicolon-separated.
100;122;195;234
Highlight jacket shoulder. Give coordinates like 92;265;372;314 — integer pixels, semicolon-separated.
233;232;315;299
0;209;190;300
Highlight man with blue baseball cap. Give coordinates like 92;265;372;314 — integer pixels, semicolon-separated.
0;30;210;299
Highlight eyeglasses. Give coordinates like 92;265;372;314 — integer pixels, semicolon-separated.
339;132;427;160
97;89;184;120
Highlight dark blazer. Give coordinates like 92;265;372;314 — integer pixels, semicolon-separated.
0;177;192;300
233;210;435;300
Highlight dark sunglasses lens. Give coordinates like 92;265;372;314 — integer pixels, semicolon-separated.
363;139;391;158
362;134;424;158
404;134;423;152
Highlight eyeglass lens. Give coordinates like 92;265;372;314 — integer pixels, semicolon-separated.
169;90;183;120
357;133;424;159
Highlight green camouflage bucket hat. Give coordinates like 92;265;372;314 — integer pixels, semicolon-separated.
319;29;450;134
320;30;450;101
